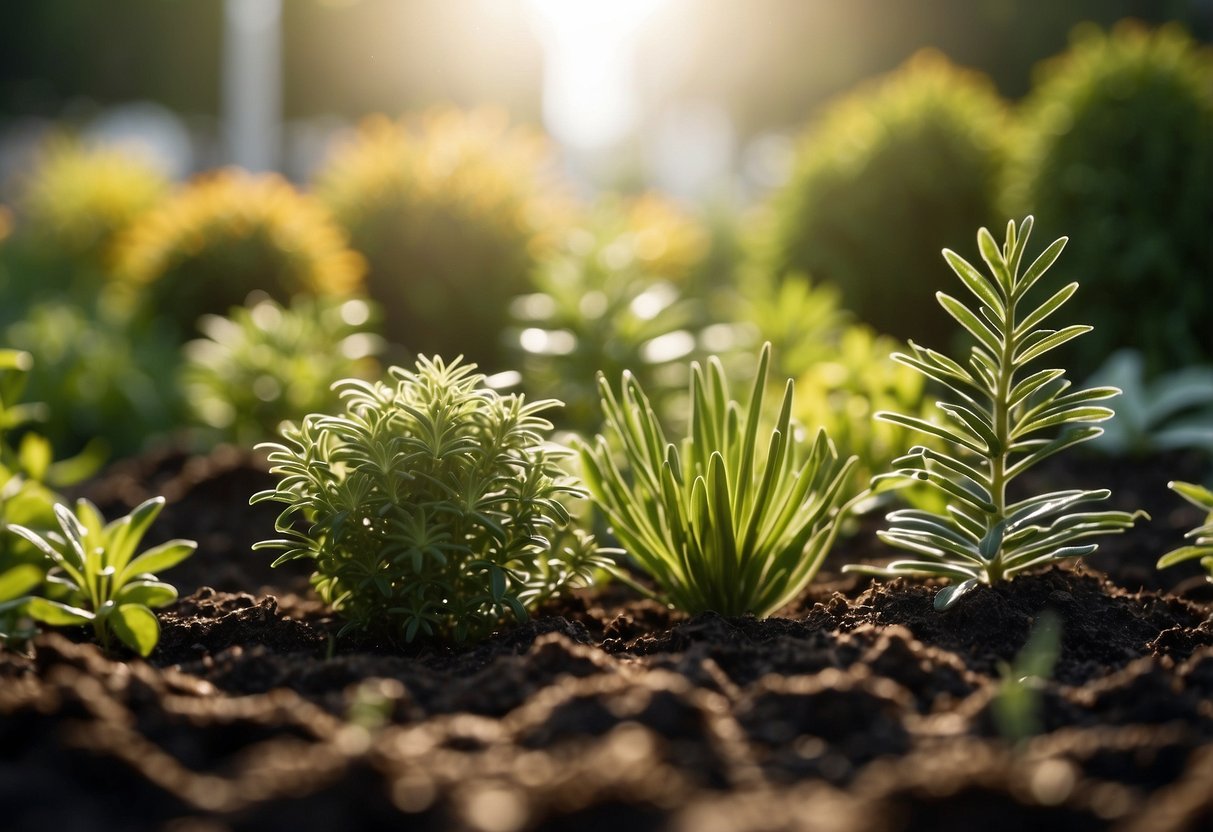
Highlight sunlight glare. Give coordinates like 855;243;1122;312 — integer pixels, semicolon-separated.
527;0;670;150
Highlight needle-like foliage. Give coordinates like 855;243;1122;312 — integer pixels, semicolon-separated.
252;355;607;643
579;343;860;617
845;217;1145;610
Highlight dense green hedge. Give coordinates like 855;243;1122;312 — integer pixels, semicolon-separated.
769;50;1008;346
1005;22;1213;376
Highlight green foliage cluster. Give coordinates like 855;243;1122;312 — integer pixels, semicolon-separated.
732;272;940;511
793;323;939;511
579;343;860;617
0;349;110;646
1005;22;1213;375
8;497;195;657
253;355;607;643
115;169;366;337
769;49;1007;346
5;298;181;457
846;218;1144;610
1156;482;1213;581
313;109;568;368
14;138;169;272
508;195;710;433
181;294;383;446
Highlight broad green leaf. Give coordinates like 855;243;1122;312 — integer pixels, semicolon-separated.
115;580;178;608
110;604;160;657
1170;481;1213;512
937;292;1003;355
1157;545;1213;569
1014;282;1079;337
25;596;92;626
943;248;1005;314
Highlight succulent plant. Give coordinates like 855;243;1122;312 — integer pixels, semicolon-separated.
9;497;195;657
1156;482;1213;582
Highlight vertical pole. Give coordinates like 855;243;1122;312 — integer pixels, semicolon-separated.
222;0;282;171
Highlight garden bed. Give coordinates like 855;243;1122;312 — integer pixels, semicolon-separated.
2;445;1211;832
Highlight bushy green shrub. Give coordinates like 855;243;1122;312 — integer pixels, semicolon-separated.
252;355;607;643
14;138;169;272
1005;22;1213;375
115;170;365;336
313;109;570;368
507;194;710;432
769;50;1007;345
5;298;181;458
181;294;383;445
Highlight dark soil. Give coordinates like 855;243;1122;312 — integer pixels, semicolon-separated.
2;446;1211;831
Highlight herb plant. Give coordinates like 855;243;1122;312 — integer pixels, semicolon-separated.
845;217;1144;610
8;497;196;656
1156;482;1213;581
252;355;607;643
579;342;860;617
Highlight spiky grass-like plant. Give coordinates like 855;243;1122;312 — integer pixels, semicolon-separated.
845;217;1145;610
579;343;860;617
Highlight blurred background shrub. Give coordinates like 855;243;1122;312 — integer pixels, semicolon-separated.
767;49;1008;346
4;298;181;458
115;169;365;337
181;293;383;446
1004;22;1213;377
313;108;569;369
13;138;169;275
1084;349;1213;459
507;194;710;433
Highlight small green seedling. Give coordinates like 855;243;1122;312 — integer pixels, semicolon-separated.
8;497;196;656
1156;481;1213;580
993;610;1062;744
845;217;1145;609
579;342;861;617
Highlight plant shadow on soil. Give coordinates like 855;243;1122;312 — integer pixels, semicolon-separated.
1;445;1211;831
